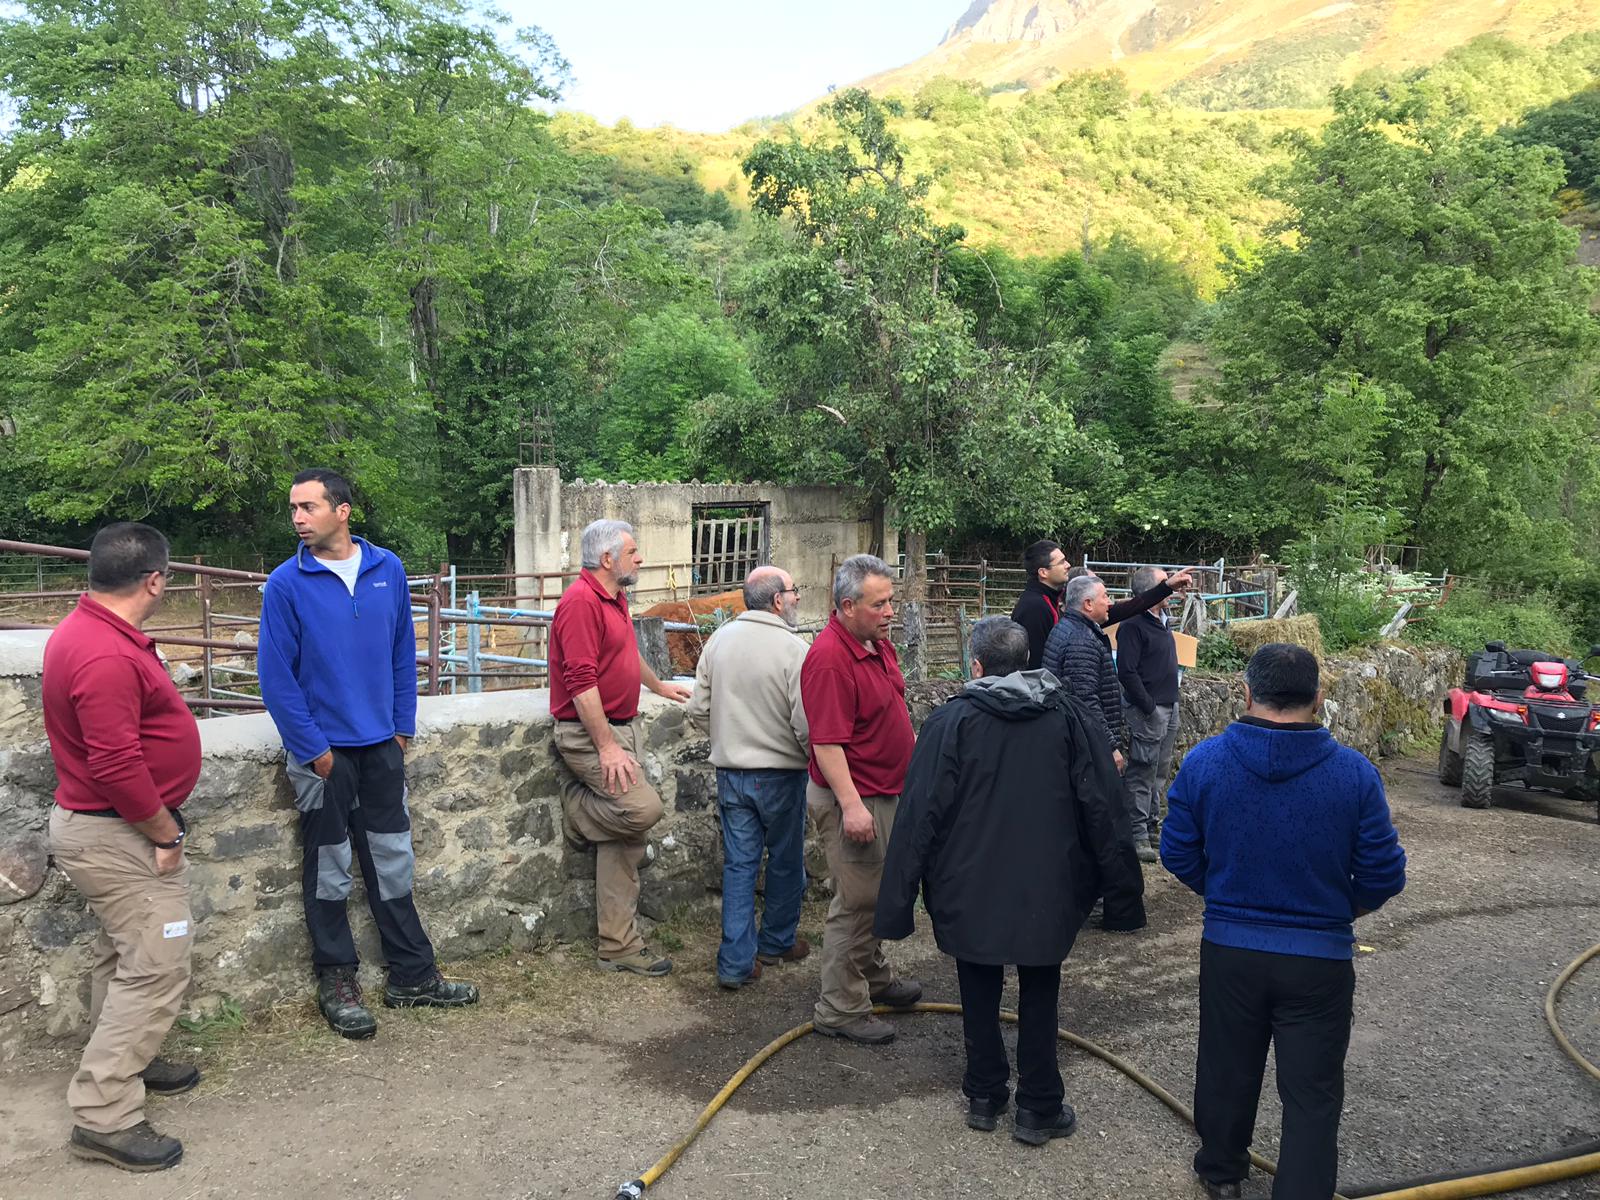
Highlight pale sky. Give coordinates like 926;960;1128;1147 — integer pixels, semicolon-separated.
504;1;957;131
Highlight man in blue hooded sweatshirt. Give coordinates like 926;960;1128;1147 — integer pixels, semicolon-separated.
1161;643;1406;1200
258;468;479;1039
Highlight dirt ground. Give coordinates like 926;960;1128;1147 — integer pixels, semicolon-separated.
2;756;1599;1200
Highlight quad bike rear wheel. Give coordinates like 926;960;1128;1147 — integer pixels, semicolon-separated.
1438;723;1463;787
1461;730;1496;809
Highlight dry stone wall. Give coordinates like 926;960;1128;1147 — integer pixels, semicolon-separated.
0;657;725;1062
0;633;1460;1061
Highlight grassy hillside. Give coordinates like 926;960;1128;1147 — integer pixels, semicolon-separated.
856;0;1600;110
559;33;1600;294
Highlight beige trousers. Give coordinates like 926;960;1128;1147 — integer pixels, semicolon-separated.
553;721;665;959
808;783;899;1028
48;807;193;1133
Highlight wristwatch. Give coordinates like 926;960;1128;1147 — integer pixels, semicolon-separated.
153;809;188;850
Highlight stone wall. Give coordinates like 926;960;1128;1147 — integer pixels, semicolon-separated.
0;633;1460;1061
906;643;1462;762
512;467;896;623
0;634;726;1061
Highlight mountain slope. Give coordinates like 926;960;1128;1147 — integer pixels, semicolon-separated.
856;0;1600;108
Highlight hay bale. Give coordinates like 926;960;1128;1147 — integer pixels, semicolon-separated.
1224;614;1324;660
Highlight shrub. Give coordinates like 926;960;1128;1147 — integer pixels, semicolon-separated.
1408;584;1586;660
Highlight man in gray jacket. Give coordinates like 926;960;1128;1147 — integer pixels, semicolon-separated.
686;566;811;989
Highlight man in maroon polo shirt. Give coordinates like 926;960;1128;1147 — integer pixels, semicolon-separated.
43;523;201;1173
549;519;691;976
802;553;923;1043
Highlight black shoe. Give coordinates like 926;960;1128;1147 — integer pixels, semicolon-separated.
966;1096;1009;1132
139;1057;200;1096
69;1122;183;1172
869;978;923;1009
384;969;481;1008
1013;1103;1078;1146
318;968;377;1039
1199;1181;1243;1200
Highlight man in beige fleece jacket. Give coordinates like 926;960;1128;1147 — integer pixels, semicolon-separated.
686;565;811;989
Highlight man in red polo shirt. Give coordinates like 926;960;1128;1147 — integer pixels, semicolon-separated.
802;553;922;1043
550;519;691;976
43;523;201;1173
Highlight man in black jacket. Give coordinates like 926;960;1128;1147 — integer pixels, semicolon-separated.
876;617;1144;1145
1117;566;1182;863
1042;574;1128;770
1010;542;1190;670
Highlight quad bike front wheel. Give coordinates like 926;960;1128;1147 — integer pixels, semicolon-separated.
1460;730;1496;809
1438;723;1463;787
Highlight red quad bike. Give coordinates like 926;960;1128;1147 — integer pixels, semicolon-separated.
1438;641;1600;819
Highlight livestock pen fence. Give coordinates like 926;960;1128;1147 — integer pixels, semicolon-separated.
882;554;1291;673
0;542;698;715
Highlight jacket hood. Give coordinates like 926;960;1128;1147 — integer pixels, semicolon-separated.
962;669;1066;720
1222;720;1339;783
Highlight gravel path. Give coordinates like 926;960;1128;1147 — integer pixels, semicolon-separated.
2;757;1598;1200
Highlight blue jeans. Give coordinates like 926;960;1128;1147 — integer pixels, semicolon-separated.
716;768;808;982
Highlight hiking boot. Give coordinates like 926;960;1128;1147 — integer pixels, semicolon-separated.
139;1057;200;1096
598;947;673;977
716;961;763;991
870;978;923;1009
757;936;811;966
1013;1103;1078;1146
384;970;480;1009
69;1122;183;1172
1198;1180;1243;1200
317;968;377;1039
1135;840;1158;864
814;1015;897;1045
966;1095;1009;1132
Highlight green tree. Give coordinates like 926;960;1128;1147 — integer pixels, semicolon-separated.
1208;79;1600;582
727;90;1087;669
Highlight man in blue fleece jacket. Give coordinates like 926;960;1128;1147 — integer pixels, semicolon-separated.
258;469;478;1039
1161;643;1406;1200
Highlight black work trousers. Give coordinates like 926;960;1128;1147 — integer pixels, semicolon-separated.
1193;940;1356;1200
955;959;1065;1117
285;740;436;986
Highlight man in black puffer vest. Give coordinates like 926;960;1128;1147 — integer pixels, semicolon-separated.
875;617;1144;1145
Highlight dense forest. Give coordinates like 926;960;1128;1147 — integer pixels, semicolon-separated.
2;0;1599;646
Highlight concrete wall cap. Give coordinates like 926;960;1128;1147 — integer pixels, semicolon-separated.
0;630;51;678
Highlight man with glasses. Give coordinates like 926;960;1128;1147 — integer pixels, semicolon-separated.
686;565;811;989
801;554;922;1044
44;523;201;1171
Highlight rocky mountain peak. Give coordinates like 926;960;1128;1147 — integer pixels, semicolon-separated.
942;0;1106;45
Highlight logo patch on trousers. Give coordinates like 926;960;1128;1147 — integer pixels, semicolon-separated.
163;921;189;939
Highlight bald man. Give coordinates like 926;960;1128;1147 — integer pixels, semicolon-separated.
686;566;812;989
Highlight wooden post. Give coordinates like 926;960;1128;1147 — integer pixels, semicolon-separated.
958;606;973;681
427;568;443;696
901;528;929;682
198;567;214;713
977;559;988;615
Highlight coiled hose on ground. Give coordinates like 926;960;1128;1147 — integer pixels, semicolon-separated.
612;941;1600;1200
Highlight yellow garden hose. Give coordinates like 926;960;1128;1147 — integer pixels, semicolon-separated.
1546;941;1600;1085
612;944;1600;1200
